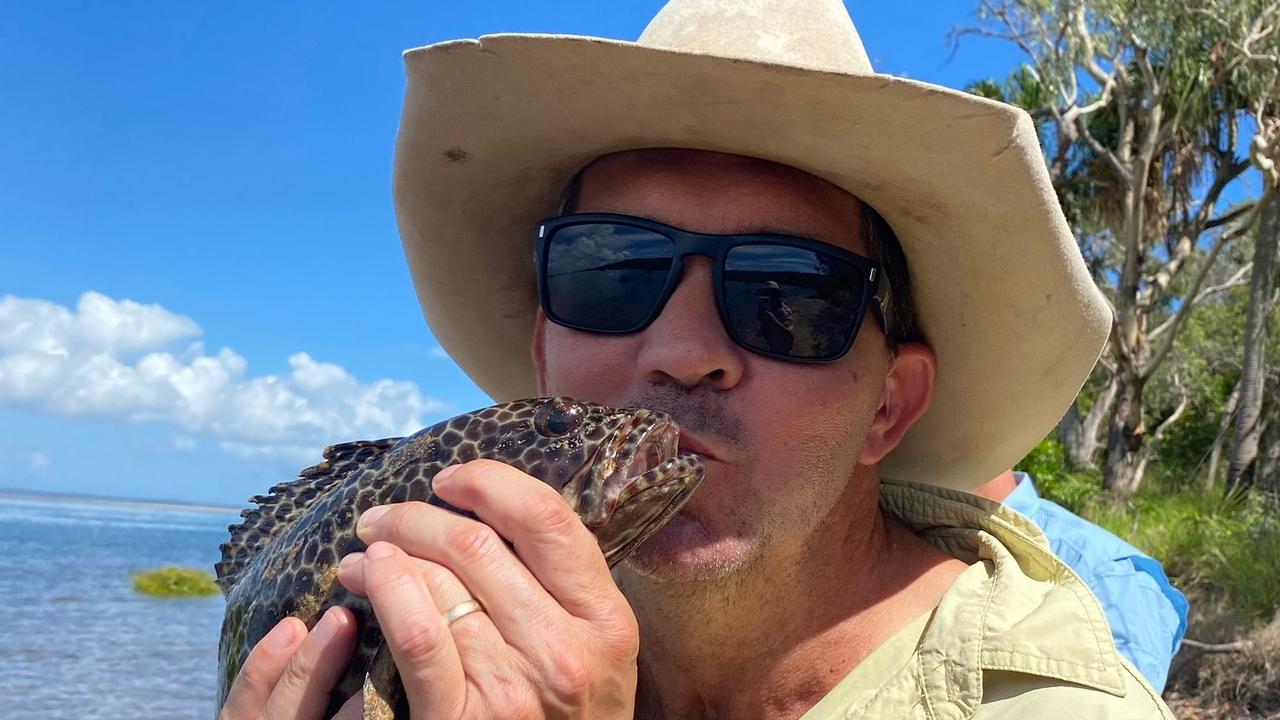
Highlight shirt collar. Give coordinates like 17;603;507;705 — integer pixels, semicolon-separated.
880;479;1129;711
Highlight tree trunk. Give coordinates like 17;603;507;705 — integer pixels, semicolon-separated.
1105;184;1150;501
1259;390;1279;496
1104;367;1147;500
1058;376;1117;469
1206;379;1242;490
1134;374;1189;486
1228;195;1279;488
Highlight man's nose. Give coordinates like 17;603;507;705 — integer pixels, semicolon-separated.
636;256;745;390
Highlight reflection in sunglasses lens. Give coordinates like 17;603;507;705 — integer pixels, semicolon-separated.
546;224;674;332
724;245;864;359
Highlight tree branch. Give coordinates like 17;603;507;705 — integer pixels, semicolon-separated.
1134;372;1190;484
1142;160;1252;311
1149;262;1254;341
1205;204;1253;231
1180;638;1254;653
1075;113;1132;183
1072;2;1114;87
1142;210;1259;380
1205;378;1243;490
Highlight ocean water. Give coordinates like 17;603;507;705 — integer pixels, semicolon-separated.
0;494;242;719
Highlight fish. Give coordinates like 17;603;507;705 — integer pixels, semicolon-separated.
215;396;705;719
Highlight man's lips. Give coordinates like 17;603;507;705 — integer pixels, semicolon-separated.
676;432;724;463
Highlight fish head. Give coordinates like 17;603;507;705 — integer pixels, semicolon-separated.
459;397;705;566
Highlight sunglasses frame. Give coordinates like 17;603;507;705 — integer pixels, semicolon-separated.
534;213;883;363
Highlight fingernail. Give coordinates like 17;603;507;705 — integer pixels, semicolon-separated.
339;552;363;569
433;464;460;486
358;505;390;530
264;618;300;651
365;541;396;560
312;607;345;644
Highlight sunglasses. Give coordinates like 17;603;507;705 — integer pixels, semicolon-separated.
534;213;887;362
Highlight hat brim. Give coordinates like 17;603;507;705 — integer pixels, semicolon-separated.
393;34;1110;490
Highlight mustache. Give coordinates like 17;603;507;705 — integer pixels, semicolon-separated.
624;384;746;447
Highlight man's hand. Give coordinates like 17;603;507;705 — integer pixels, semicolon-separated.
219;458;640;719
217;605;360;720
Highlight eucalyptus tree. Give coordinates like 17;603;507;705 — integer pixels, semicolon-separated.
963;0;1280;499
1228;121;1279;491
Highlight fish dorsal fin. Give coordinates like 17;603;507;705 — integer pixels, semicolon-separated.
215;438;401;593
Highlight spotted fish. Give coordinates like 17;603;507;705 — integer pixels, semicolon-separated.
215;397;704;720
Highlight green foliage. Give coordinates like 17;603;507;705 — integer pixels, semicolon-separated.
1039;469;1105;514
1084;488;1280;623
966;78;1006;102
1146;279;1252;487
132;566;220;598
964;65;1049;113
1014;436;1064;483
1014;436;1103;512
1015;413;1280;622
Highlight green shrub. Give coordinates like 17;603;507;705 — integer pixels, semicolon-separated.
1038;469;1103;514
132;566;220;598
1013;436;1104;512
1081;487;1280;623
1015;436;1064;486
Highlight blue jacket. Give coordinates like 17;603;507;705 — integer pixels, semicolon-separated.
1004;473;1189;692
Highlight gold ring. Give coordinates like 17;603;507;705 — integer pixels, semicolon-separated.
442;599;484;626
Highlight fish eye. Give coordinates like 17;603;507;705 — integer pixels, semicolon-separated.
534;398;585;437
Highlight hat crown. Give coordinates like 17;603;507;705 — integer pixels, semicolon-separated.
637;0;874;75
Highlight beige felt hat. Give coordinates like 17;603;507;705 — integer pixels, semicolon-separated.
392;0;1111;491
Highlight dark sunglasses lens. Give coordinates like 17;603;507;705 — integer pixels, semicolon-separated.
544;224;675;332
723;245;866;359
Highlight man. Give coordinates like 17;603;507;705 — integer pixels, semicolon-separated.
219;1;1175;718
974;470;1190;693
755;282;797;355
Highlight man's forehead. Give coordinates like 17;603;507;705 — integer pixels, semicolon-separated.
573;148;870;254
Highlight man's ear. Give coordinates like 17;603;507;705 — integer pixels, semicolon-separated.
859;342;936;465
532;309;549;396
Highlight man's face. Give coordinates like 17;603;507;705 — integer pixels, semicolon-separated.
533;149;898;582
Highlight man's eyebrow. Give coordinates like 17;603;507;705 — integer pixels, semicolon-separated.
727;222;811;238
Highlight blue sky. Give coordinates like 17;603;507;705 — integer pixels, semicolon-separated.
1;1;1026;506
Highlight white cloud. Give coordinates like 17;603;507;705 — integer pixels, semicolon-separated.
0;292;452;461
0;292;200;360
428;345;451;359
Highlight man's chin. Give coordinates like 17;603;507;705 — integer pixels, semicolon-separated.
621;512;757;582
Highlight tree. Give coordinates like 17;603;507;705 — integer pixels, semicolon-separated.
1229;120;1280;491
963;0;1280;499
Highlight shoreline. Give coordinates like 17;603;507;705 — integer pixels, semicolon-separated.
0;488;241;515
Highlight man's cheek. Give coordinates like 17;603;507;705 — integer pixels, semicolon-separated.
544;343;627;398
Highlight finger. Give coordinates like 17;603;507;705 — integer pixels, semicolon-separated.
433;460;627;622
414;557;500;642
338;551;479;615
260;605;358;720
344;549;518;714
357;497;569;649
219;618;306;720
340;549;505;656
335;551;366;595
360;540;467;719
336;551;442;599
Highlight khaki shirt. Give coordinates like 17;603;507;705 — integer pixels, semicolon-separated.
802;481;1174;719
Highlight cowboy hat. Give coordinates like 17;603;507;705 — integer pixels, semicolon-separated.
391;0;1110;490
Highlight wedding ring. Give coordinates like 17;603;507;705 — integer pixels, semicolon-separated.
442;599;484;626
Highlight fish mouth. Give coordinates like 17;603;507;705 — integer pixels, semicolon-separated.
609;421;679;503
581;411;705;566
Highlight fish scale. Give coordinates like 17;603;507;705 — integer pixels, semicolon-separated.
215;396;704;720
